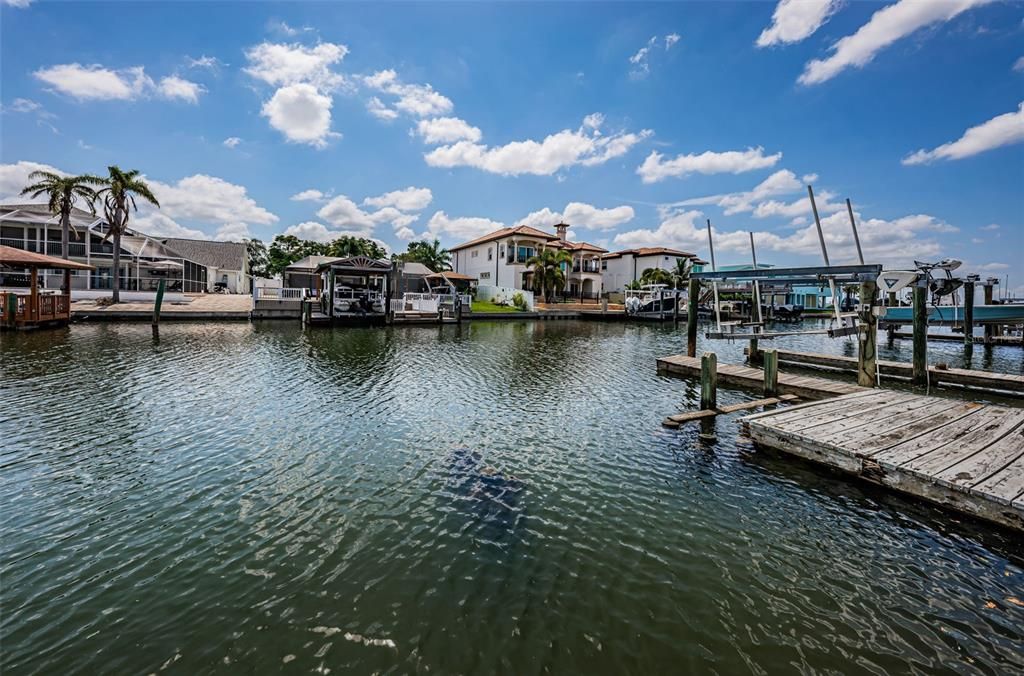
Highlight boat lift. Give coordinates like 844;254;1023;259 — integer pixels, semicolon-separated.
695;186;882;341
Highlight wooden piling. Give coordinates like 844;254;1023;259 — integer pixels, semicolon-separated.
912;284;928;385
763;349;778;396
700;352;717;410
748;337;761;364
152;278;165;327
857;280;877;387
328;269;336;320
5;292;17;328
686;278;699;358
963;281;974;358
983;282;994;343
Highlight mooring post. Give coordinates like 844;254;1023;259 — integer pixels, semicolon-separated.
672;289;679;323
912;284;928;385
983;282;994;344
152;278;165;326
763;349;778;396
963;280;975;350
686;278;699;358
5;292;17;328
748;337;760;364
857;280;878;387
700;351;717;410
328;268;336;320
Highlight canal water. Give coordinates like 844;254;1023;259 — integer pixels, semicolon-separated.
2;320;1022;674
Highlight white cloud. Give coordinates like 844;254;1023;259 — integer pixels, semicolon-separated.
902;101;1024;165
290;189;325;202
614;206;956;266
673;169;805;214
34;63;154;101
423;210;504;241
366;97;399;121
425;115;651;176
223;137;242;148
757;0;841;47
214;222;250;242
5;98;44;114
187;55;223;69
799;0;994;85
315;195;376;234
282;221;347;242
395;226;417;241
666;33;681;49
363;186;433;212
158;75;205;103
243;41;348;91
261;83;339;148
637;147;782;183
363;69;453;118
2;0;34;9
981;223;1000;231
1014;56;1024;72
132;212;209;239
0;160;66;201
629;36;658;79
516;202;635;231
416;117;482;144
976;262;1009;271
147;174;278;230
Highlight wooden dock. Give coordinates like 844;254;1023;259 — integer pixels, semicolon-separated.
744;390;1024;531
657;354;864;399
762;349;1024;396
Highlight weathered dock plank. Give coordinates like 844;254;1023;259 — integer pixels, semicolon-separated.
744;391;1024;531
759;349;1024;396
657;354;864;399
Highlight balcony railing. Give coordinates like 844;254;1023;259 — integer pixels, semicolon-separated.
572;263;601;273
1;238;87;258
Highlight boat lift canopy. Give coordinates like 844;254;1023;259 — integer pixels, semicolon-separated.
692;263;882;285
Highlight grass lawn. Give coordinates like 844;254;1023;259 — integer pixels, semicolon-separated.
471;300;524;313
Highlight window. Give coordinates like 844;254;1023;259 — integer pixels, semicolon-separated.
601;260;607;270
487;247;493;261
480;271;491;279
471;250;479;258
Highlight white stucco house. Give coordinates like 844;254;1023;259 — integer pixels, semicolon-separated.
602;247;701;294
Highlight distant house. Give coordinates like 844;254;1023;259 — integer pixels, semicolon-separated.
283;255;343;293
159;238;249;294
602;247;700;294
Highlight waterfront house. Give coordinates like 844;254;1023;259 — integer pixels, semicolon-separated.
451;222;605;300
0;203;241;295
159;238;249;294
602;247;700;295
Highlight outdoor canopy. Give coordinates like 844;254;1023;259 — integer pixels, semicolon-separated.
0;245;95;270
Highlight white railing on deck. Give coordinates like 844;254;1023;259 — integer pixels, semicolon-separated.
254;287;305;301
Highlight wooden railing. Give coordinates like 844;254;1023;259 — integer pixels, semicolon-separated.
1;292;70;327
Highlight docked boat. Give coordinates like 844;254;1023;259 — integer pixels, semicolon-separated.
624;284;683;319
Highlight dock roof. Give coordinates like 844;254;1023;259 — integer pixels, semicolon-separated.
0;244;95;270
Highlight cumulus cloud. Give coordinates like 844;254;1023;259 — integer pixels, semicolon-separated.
981;223;1000;231
243;41;348;91
3;0;35;8
363;69;453;118
902;101;1024;165
34;63;154;101
290;189;325;202
757;0;841;47
516;202;635;231
637;147;781;183
145;174;278;231
799;0;994;86
1014;56;1024;72
158;75;205;103
670;169;843;220
223;137;242;148
425;115;651;176
0;160;66;201
422;210;505;241
666;33;681;49
131;212;209;240
416;117;482;144
366;97;399;121
614;206;956;266
261;83;339;148
187;55;223;69
363;186;433;212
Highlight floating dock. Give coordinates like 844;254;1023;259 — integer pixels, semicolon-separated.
761;349;1024;396
744;390;1024;531
657;354;864;399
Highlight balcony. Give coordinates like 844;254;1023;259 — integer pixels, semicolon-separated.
571;262;602;274
1;238;87;258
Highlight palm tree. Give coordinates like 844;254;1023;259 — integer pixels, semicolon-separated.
526;247;571;303
624;280;642;291
20;172;101;292
640;267;674;287
95;166;160;303
671;257;693;289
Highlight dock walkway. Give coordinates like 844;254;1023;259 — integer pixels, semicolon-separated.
744;390;1024;530
657;354;864;399
765;349;1024;396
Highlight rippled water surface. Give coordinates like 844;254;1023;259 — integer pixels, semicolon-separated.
2;320;1023;674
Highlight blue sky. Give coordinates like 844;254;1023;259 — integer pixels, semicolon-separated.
1;0;1021;284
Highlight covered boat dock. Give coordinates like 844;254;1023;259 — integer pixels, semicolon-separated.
1;245;94;330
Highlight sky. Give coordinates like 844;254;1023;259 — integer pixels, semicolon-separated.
1;0;1022;287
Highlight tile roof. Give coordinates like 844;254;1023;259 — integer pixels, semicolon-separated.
603;247;697;260
450;225;560;251
161;238;247;271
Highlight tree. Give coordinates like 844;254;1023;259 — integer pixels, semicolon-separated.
526;247;571;303
325;235;386;259
640;267;674;286
624;280;642;291
245;238;270;278
94;167;160;303
671;257;693;289
392;238;451;272
266;235;326;276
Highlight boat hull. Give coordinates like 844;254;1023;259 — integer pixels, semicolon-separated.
883;304;1024;324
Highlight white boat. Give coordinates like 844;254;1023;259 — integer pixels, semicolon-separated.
624;284;682;319
332;286;384;314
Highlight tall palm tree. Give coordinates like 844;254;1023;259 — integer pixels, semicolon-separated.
526;247;571;303
95;166;160;303
421;238;451;272
671;257;693;289
21;171;101;293
640;267;674;287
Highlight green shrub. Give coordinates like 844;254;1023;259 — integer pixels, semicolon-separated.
512;292;528;311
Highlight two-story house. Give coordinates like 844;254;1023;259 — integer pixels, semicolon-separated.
450;222;608;299
602;247;700;294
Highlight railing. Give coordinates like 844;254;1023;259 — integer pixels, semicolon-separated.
572;264;601;274
254;287;305;301
0;291;70;326
0;239;87;257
